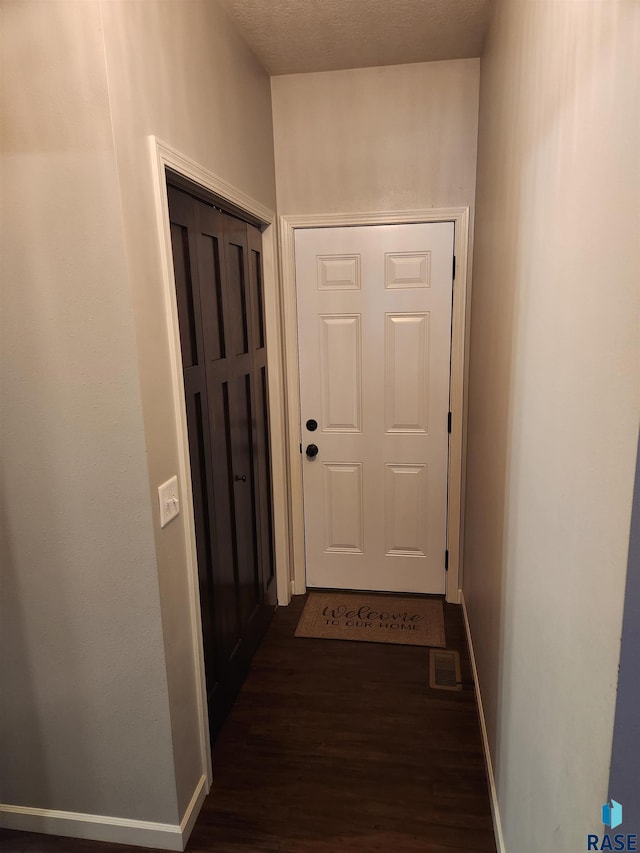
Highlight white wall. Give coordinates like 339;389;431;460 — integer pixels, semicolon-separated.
464;1;640;850
0;0;177;824
0;0;277;840
271;59;479;600
271;59;479;215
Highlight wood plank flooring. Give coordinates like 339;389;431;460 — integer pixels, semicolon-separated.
0;595;496;853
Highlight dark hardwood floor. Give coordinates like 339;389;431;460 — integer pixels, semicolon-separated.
0;595;496;853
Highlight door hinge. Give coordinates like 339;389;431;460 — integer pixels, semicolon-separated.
445;549;449;571
447;411;452;433
452;255;456;280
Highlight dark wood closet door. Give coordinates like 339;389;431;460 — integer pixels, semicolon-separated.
167;183;276;740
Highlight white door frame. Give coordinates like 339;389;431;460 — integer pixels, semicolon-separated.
278;209;471;605
149;137;293;783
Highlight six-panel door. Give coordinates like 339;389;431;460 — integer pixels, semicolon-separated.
295;223;454;594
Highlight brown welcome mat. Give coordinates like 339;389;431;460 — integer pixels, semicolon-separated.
295;592;446;648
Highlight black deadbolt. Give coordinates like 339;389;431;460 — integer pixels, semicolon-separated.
305;444;319;459
306;419;318;432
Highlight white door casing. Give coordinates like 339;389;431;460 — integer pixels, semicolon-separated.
295;223;455;594
149;137;291;790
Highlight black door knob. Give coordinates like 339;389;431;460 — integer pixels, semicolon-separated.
305;444;319;459
234;474;247;482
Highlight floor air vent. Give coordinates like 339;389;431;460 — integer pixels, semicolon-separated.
429;649;462;691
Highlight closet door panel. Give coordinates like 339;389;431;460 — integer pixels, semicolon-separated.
169;181;275;739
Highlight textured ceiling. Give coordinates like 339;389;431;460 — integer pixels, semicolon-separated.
218;0;493;75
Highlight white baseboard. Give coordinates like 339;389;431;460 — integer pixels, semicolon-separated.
0;774;208;851
179;773;208;846
460;591;507;853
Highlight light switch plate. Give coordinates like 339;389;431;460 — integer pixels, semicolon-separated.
158;476;180;528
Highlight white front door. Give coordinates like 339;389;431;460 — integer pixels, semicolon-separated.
295;222;454;594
